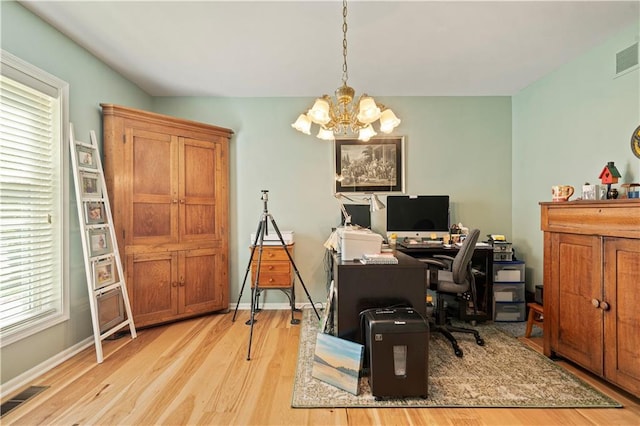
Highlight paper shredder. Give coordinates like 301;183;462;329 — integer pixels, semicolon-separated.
363;307;429;399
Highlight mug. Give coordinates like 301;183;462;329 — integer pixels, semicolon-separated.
552;185;574;202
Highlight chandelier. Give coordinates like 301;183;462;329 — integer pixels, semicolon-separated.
291;0;401;142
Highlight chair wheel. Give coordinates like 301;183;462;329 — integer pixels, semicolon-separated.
476;337;485;346
454;346;463;357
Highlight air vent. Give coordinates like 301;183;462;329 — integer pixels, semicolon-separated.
615;42;639;77
0;386;48;417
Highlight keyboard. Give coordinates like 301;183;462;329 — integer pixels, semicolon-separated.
399;241;443;249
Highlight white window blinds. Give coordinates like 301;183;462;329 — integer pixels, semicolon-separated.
0;50;69;346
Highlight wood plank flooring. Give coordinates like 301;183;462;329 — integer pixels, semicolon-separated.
3;310;639;425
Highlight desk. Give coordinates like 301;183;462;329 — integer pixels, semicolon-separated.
331;250;427;343
396;245;494;322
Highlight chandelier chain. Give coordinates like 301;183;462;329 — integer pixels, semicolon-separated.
342;0;348;86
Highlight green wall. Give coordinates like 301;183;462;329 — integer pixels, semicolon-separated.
1;1;152;385
512;21;640;292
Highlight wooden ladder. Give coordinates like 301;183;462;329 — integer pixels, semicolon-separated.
69;123;136;363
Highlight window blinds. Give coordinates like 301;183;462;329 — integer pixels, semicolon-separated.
0;73;64;339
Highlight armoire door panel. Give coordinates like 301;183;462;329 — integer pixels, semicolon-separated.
128;252;178;326
555;234;603;374
128;129;179;245
179;249;226;314
604;237;640;395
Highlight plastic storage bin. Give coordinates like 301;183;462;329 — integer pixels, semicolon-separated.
494;302;526;322
493;261;525;282
493;283;525;302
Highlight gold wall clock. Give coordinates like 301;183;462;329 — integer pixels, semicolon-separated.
632;125;640;159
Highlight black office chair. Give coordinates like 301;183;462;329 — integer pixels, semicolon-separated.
422;228;485;357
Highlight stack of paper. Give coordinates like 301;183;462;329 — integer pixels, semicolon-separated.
360;253;399;264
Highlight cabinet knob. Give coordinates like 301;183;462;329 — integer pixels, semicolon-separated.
269;278;274;283
172;282;178;287
600;301;610;311
180;199;185;204
172;199;178;204
268;265;274;270
592;298;600;308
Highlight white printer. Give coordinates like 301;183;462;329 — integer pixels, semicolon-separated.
339;228;383;261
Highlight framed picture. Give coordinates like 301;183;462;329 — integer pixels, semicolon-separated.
334;137;404;193
80;171;101;198
93;257;116;289
84;201;106;225
87;227;112;257
75;145;98;169
97;288;125;333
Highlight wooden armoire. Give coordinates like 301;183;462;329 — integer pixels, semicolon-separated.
101;104;233;328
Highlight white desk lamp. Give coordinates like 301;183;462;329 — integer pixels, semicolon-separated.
335;193;385;226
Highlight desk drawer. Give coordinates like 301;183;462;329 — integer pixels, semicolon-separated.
250;246;293;261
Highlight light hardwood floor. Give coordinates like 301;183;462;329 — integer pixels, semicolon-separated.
3;310;639;425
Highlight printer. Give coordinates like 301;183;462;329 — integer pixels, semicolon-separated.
339;228;383;261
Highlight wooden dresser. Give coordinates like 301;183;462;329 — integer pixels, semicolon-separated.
540;199;640;397
102;104;233;328
250;244;294;289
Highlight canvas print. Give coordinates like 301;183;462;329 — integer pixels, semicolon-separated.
312;332;364;395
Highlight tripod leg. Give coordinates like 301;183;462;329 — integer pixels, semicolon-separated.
232;220;264;322
247;218;267;360
268;216;320;320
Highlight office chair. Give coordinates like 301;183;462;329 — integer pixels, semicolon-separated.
422;228;485;357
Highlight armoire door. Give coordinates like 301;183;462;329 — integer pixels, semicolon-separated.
179;248;228;314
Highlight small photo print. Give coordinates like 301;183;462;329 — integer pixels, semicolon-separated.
84;201;106;225
87;227;111;257
80;172;101;198
93;257;116;289
76;145;97;169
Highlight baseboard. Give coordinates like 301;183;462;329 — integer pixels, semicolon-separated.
230;302;324;311
1;337;93;399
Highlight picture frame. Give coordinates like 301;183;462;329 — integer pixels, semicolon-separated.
84;201;106;225
334;136;405;194
97;288;125;333
75;145;98;169
87;227;112;257
80;171;101;198
312;332;364;395
93;257;116;289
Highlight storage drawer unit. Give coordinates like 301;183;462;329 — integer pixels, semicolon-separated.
250;244;294;288
493;260;525;321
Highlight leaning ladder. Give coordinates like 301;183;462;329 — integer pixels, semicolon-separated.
69;123;136;363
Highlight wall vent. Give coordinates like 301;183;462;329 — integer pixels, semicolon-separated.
0;386;48;417
615;42;639;77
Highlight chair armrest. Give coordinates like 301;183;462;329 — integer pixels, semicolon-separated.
418;258;449;269
433;254;455;262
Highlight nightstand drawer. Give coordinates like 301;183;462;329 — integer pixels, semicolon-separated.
250;246;293;261
251;271;292;287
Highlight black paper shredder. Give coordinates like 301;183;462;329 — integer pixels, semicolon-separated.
363;307;429;400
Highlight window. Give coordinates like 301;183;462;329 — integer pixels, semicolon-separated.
0;50;69;346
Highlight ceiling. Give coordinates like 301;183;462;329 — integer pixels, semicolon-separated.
19;1;640;97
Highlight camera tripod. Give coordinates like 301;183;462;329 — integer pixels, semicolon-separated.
232;190;320;360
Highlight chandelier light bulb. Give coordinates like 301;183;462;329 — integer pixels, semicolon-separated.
358;124;377;142
317;127;335;141
356;96;381;124
379;109;401;133
307;98;331;125
291;114;312;135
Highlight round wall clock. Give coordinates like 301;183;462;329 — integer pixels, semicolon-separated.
632;125;640;159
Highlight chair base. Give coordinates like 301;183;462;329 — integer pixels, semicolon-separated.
430;322;485;357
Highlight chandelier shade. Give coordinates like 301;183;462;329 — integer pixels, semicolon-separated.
291;0;400;141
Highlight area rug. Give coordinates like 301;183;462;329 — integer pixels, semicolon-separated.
292;309;621;408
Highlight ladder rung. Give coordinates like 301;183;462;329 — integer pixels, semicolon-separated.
100;320;132;340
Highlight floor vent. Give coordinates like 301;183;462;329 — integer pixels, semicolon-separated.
0;386;49;417
616;42;639;77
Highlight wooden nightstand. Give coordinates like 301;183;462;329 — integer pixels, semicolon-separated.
249;243;299;324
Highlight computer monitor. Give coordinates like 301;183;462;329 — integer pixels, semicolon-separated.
386;195;450;240
340;204;371;228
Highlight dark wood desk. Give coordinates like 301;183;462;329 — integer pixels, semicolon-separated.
331;250;427;343
396;245;494;322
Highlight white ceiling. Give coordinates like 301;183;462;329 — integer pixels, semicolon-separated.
19;1;640;97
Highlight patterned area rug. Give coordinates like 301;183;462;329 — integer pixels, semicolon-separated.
292;309;621;408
